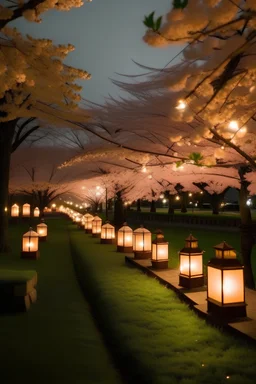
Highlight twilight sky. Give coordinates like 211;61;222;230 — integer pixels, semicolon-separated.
14;0;181;104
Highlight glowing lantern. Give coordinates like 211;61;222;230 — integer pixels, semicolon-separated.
117;223;133;253
22;203;30;217
36;221;48;242
151;230;169;269
51;203;56;212
84;213;94;233
21;227;39;259
133;226;152;259
34;207;40;217
207;241;246;321
92;215;102;237
11;204;19;217
100;222;115;244
179;234;204;288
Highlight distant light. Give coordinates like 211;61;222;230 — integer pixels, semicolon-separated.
189;193;192;197
163;199;167;204
175;196;180;201
228;120;238;131
246;199;252;206
176;99;187;110
142;166;147;173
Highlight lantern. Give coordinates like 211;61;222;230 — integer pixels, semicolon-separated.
179;234;204;288
151;230;169;269
117;223;133;253
11;204;19;217
21;227;39;259
36;221;48;241
207;241;246;321
22;203;30;217
51;203;56;212
84;213;94;233
92;215;102;237
133;226;152;259
100;222;115;244
34;207;40;217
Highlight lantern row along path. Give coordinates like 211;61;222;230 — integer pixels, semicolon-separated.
125;257;256;343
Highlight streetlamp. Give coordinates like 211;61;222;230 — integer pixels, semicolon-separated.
117;222;133;253
11;204;19;217
33;207;40;217
22;203;30;217
36;220;48;242
92;215;102;237
151;230;169;269
100;222;115;244
179;234;204;288
83;213;94;233
21;227;39;259
207;241;246;321
133;226;152;259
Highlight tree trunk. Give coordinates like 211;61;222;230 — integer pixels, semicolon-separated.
136;199;141;212
211;194;221;215
180;192;187;213
114;192;125;230
150;200;156;213
239;182;255;289
0;119;17;252
168;193;174;215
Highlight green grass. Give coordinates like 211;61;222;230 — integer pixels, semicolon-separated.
0;218;121;384
69;227;256;384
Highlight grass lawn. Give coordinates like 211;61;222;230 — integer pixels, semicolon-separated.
0;218;121;384
69;225;256;384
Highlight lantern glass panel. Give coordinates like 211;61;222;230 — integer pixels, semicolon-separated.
101;224;115;239
85;219;93;230
152;243;168;261
133;232;151;251
34;208;40;217
11;204;19;217
22;204;30;217
208;266;222;303
117;226;133;247
37;223;47;237
22;232;39;252
185;240;198;248
180;254;203;276
223;269;244;304
92;217;102;234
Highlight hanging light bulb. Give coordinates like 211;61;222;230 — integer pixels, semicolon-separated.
176;99;187;110
228;120;239;131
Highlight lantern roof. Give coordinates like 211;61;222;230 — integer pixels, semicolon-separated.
23;203;30;206
92;215;102;221
213;241;234;251
152;230;168;244
186;234;198;242
102;222;114;229
83;213;93;218
23;227;39;237
37;222;47;228
12;203;18;207
118;223;133;232
134;226;151;233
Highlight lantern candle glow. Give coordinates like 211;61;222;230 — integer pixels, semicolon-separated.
34;207;40;217
92;215;102;237
151;230;169;269
101;222;115;244
36;221;48;241
117;223;133;253
179;234;204;288
11;204;19;217
22;203;30;217
133;226;152;259
84;213;94;233
21;227;39;259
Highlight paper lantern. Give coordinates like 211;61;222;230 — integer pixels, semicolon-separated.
100;222;115;244
33;207;40;217
207;241;246;321
151;230;169;269
22;203;30;217
179;234;204;288
21;228;39;259
36;221;48;242
117;223;133;253
84;213;94;233
92;215;102;237
133;226;152;259
11;204;19;217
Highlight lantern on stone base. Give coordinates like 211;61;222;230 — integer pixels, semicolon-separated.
92;215;102;237
84;213;94;233
34;207;40;217
36;220;48;242
117;223;133;253
179;234;204;288
151;230;169;269
100;222;115;244
207;241;246;321
133;226;152;259
11;204;19;217
22;203;30;217
21;228;39;259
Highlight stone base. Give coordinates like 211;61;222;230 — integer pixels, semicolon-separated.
134;251;152;260
207;299;247;322
100;238;115;244
179;275;204;289
117;245;133;253
39;236;47;242
92;233;101;238
85;229;92;234
21;251;40;260
151;260;169;269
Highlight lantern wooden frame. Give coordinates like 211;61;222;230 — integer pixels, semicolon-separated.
100;222;115;244
84;213;94;233
133;226;152;259
151;231;169;269
117;223;133;253
21;228;40;259
179;234;204;288
36;222;48;242
91;215;102;237
22;203;30;217
207;241;246;321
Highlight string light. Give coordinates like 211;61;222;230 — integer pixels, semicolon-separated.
176;99;187;110
228;120;239;131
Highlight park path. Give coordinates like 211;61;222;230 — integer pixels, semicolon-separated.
0;218;122;384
